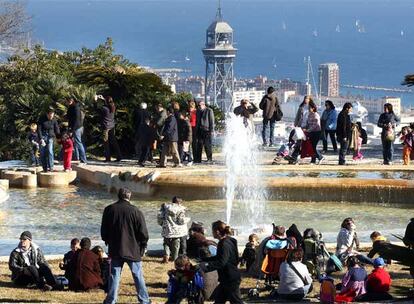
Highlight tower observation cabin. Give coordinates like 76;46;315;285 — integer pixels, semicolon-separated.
202;4;237;112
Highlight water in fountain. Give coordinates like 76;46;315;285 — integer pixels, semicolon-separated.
223;113;266;233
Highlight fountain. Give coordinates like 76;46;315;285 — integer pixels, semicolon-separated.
223;113;266;232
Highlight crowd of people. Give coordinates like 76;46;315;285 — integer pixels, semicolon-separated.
28;96;216;171
8;187;414;303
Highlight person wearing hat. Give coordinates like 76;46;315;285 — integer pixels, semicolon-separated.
355;257;393;301
9;231;57;291
157;196;190;263
38;108;60;172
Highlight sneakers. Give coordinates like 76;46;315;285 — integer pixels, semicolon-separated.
186;161;193;166
43;284;53;292
317;156;325;165
173;163;183;167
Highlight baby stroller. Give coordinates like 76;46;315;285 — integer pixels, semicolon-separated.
166;270;204;304
303;229;329;278
273;128;302;164
281;127;308;164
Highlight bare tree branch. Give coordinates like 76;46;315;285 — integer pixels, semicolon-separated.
0;1;31;44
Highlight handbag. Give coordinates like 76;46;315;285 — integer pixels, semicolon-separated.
274;105;283;121
385;128;395;142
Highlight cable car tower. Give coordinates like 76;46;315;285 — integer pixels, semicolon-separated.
202;1;237;112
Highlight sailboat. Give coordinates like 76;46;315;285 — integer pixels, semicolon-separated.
336;25;341;33
282;22;287;31
401;30;404;36
185;55;190;61
312;29;318;37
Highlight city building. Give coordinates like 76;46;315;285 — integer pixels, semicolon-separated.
318;63;340;97
233;88;265;108
174;76;205;96
202;4;237;112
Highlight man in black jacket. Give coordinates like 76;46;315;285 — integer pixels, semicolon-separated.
9;231;57;291
38;109;60;172
336;102;353;165
66;98;87;164
134;102;151;159
194;101;215;163
158;107;181;168
101;188;150;304
259;87;280;147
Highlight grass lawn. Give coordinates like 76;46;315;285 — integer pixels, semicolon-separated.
0;256;413;303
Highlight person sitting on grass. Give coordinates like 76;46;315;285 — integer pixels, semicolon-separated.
274;248;313;301
67;237;103;291
355;257;392;302
9;231;57;291
335;256;367;303
59;238;80;279
92;245;110;292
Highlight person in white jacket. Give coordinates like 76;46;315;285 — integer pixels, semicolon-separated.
157;196;190;263
277;248;313;301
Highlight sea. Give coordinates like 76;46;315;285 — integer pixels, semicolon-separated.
25;0;414;105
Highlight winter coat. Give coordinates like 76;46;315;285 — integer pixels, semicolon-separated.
28;131;40;145
306;112;321;132
377;112;400;137
366;267;391;293
321;108;337;131
62;138;74;153
137;124;157;147
101;199;149;262
204;236;241;284
162;115;179;142
340;266;367;297
277;261;312;295
178;118;192;143
9;243;49;281
68;249;103;291
67;102;83;131
134;108;151;134
157;203;189;238
367;239;414;266
336;110;352;142
100;105;115;130
403;218;414;248
196;107;215;133
187;232;217;259
294;105;308;128
38;116;60;138
259;93;279;120
241;242;257;271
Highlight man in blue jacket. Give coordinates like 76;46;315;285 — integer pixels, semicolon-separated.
158;106;181;168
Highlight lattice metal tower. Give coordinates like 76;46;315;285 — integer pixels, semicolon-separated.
202;2;237;112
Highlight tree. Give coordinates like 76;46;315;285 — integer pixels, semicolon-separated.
0;1;31;44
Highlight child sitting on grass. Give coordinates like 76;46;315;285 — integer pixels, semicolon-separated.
59;238;80;279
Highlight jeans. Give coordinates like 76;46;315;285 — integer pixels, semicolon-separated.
323;130;337;151
73;127;87;163
163;237;181;261
309;131;323;163
104;258;150;304
262;118;275;145
338;139;349;165
40;136;54;171
381;137;394;164
30;144;40;165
